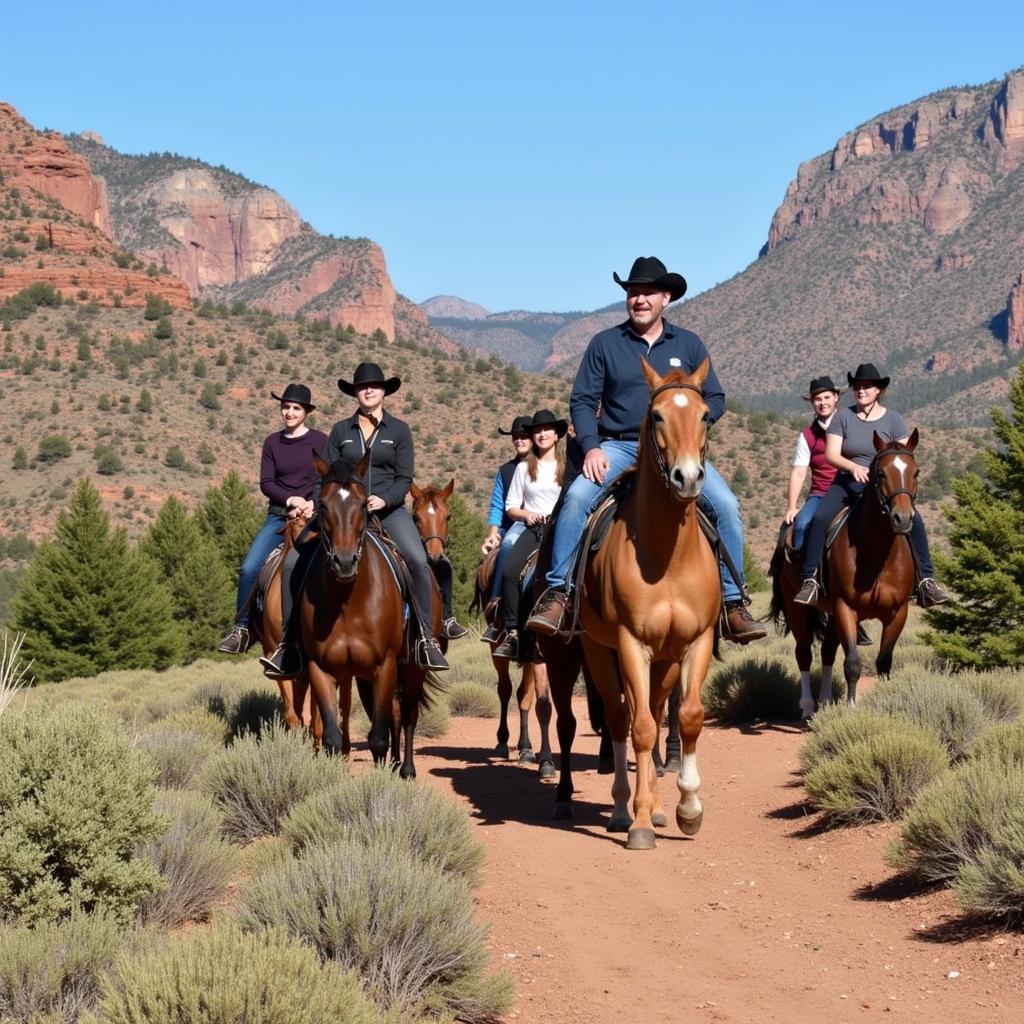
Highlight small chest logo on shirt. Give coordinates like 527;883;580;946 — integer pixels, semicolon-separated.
379;439;394;445
669;357;682;367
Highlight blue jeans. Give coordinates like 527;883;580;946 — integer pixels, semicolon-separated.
792;495;820;552
236;513;287;626
545;441;746;603
488;522;526;601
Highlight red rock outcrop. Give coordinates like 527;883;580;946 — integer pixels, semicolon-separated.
0;103;111;235
0;266;191;309
983;69;1024;172
1008;271;1024;352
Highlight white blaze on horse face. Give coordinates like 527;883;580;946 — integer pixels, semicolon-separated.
891;456;908;478
672;392;689;408
338;487;350;501
428;504;436;515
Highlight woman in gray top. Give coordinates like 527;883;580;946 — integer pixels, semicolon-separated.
794;363;950;608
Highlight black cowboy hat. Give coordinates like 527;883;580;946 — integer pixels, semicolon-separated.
338;361;401;397
847;363;890;390
498;414;534;436
529;409;568;439
270;382;316;410
802;375;843;401
613;256;687;303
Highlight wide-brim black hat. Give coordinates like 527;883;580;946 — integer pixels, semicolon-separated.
802;376;843;401
271;382;316;410
613;256;687;303
847;363;890;390
529;409;568;439
498;415;534;436
338;361;401;397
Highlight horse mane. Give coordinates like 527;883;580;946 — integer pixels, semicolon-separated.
324;458;366;488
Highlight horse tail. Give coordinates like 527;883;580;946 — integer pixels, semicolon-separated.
766;540;790;635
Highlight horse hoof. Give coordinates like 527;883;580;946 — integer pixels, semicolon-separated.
538;759;556;780
518;749;537;764
676;807;703;836
651;809;668;827
597;758;615;775
626;827;657;850
799;699;816;721
607;814;632;833
655;763;665;778
663;757;681;774
495;743;510;759
552;801;573;820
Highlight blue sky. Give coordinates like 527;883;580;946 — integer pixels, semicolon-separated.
2;1;1021;313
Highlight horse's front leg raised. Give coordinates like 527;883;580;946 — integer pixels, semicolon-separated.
834;600;862;705
875;601;909;679
616;635;658;850
676;628;715;837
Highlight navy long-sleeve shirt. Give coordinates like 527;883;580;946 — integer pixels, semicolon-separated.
570;318;726;454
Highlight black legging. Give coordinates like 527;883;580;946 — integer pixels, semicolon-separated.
499;523;544;631
800;475;935;581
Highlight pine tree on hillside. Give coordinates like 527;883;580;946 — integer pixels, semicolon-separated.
924;366;1024;668
447;492;486;618
13;480;184;682
140;496;234;662
194;471;262;583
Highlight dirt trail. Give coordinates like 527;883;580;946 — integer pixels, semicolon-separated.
380;699;1024;1024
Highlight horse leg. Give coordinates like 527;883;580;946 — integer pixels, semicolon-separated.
494;656;512;758
875;603;909;679
792;608;816;720
399;666;426;780
276;679;302;730
366;656;398;767
676;628;715;837
648;663;679;826
834;601;862;705
584;665;615;775
531;661;556;780
663;679;681;774
516;661;537;763
818;616;839;709
307;661;345;756
582;641;631;832
540;638;581;819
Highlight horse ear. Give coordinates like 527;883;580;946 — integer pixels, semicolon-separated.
442;478;455;498
640;357;662;390
872;431;887;452
355;450;372;478
691;356;710;387
410;482;422;500
905;428;919;451
313;452;330;477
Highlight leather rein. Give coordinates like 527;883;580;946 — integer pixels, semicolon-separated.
645;381;709;491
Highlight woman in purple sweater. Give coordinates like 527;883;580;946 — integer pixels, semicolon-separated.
217;383;327;654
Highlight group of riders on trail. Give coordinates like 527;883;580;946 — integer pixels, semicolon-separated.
216;255;950;674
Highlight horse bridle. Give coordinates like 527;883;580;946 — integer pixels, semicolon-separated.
419;531;448;555
319;481;369;578
645;381;709;491
870;446;917;519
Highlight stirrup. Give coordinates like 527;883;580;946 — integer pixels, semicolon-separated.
259;643;304;679
415;637;449;671
793;577;819;606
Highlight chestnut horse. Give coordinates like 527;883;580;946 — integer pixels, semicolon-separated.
301;452;439;776
247;512;317;735
541;359;720;850
769;430;920;717
470;549;539;763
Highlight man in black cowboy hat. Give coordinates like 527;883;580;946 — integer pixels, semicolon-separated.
527;257;766;643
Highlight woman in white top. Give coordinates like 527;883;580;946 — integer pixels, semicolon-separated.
493;410;568;660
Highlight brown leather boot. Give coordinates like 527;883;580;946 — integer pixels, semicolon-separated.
525;588;569;637
723;602;767;644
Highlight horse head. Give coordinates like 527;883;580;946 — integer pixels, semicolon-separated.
410;478;454;562
870;428;920;535
313;450;372;580
639;357;711;501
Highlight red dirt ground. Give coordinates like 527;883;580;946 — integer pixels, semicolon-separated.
374;698;1024;1024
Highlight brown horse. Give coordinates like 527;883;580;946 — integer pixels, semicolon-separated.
471;548;539;762
541;359;721;850
770;430;920;717
302;452;439;776
409;479;454;563
247;512;318;735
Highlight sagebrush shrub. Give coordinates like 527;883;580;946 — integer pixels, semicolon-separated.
966;721;1024;768
959;671;1024;724
0;910;129;1023
238;839;512;1021
859;675;989;760
447;680;501;718
0;707;165;923
136;790;238;928
953;804;1024;919
200;724;347;842
885;761;1024;885
82;922;386;1024
414;696;451;738
803;724;948;824
702;657;801;723
135;721;223;789
226;688;281;741
281;768;484;883
799;706;894;778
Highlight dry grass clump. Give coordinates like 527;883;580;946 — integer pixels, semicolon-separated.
0;631;33;718
136;790;238;929
859;674;989;761
413;696;451;738
238;839;512;1022
225;688;281;740
447;680;500;718
965;721;1024;768
799;705;894;778
803;723;948;825
135;721;223;789
885;761;1024;886
82;921;386;1024
0;910;131;1023
702;657;801;723
199;724;347;843
958;670;1024;724
282;769;484;884
953;805;1024;919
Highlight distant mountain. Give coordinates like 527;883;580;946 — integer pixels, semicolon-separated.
420;295;490;319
